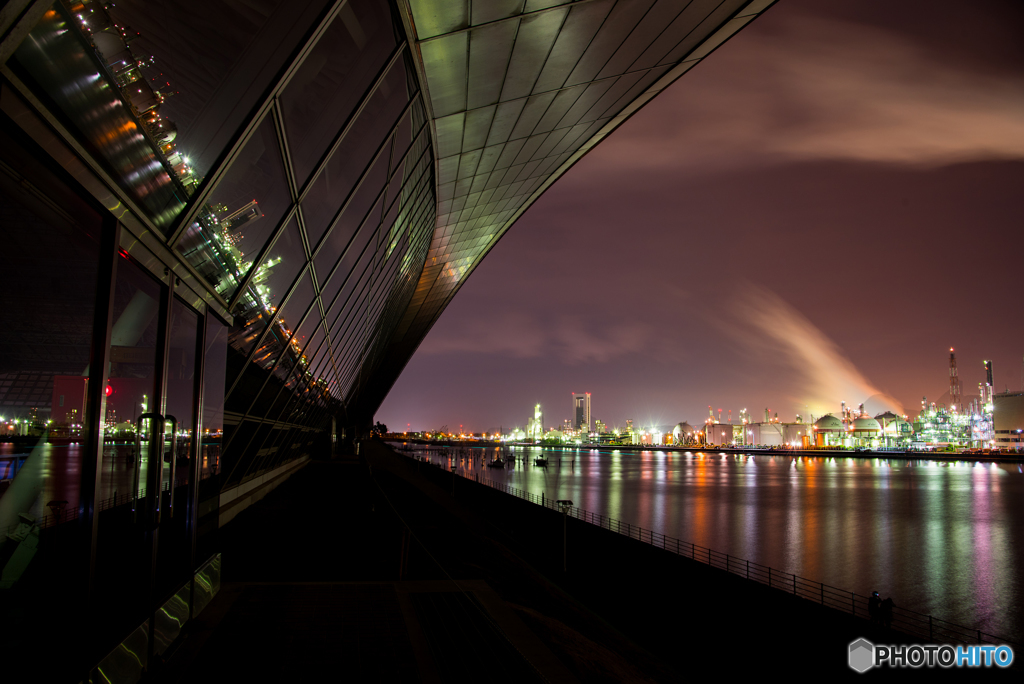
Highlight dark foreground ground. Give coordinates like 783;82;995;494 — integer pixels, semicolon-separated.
150;441;1017;682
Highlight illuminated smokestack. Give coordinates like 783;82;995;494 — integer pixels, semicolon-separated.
949;348;962;411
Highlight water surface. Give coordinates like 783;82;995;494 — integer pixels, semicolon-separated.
407;444;1024;642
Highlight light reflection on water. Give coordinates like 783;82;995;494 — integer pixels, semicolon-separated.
0;441;221;520
409;444;1024;642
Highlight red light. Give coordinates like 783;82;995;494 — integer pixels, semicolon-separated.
105;384;113;397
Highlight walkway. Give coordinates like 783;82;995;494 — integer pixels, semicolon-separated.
151;442;983;681
151;454;671;682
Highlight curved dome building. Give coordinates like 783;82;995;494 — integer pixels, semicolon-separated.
875;411;912;440
673;422;697;444
851;416;881;447
0;0;778;675
812;414;845;446
813;415;845;431
851;416;881;434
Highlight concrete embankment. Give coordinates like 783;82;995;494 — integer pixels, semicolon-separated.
366;441;1001;680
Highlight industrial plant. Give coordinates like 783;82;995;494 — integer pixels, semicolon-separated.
401;349;1024;453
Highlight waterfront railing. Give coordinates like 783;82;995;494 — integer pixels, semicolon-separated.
404;450;1018;648
2;482;174;537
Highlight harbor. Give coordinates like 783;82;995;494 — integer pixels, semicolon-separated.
393;440;1024;645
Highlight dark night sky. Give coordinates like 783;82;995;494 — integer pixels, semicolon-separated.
379;0;1024;433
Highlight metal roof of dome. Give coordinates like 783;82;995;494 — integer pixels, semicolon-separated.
814;414;844;431
851;417;881;432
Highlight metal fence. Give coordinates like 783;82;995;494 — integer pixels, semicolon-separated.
1;483;170;537
408;452;1018;649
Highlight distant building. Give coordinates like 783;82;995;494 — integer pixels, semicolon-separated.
705;423;733;446
993;391;1024;450
526;404;544;440
543;429;564;442
850;416;881;446
742;422;811;447
875;412;913;444
914;398;975;447
732;424;745;444
573;393;591;433
50;375;88;425
812;414;846;447
744;422;780;446
672;422;697;445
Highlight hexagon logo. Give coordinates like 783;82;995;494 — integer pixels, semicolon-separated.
849;638;875;673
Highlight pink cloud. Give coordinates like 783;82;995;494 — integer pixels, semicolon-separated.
582;12;1024;176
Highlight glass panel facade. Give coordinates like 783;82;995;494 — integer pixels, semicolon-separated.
102;0;332;179
208;38;429;488
9;0;443;485
156;299;201;595
10;0;333;231
177;115;294;302
2;0;529;671
282;0;399;187
96;0;431;494
300;56;409;251
94;256;162;640
11;2;190;232
313;161;388;285
0;120;103;682
196;316;226;563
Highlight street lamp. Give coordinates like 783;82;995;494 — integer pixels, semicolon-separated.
556;499;573;572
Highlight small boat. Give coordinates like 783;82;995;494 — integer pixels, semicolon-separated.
486;458;505;468
534;457;548;466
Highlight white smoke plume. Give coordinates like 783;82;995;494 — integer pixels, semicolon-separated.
732;286;903;416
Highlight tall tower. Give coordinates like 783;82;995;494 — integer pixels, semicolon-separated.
530;404;543;439
573;393;591;432
949;347;962;411
984;360;994;404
